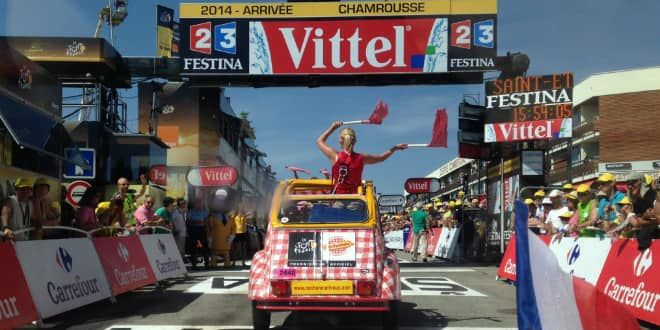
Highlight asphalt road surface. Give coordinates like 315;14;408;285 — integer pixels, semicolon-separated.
26;252;519;330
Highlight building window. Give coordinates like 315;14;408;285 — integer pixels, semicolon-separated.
571;146;581;166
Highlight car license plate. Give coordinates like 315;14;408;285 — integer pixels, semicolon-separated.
290;280;353;295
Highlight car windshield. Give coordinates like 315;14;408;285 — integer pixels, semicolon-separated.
279;198;369;224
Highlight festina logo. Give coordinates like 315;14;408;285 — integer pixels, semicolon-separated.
279;26;407;70
183;58;244;71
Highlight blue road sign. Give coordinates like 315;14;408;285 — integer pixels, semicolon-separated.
64;148;95;179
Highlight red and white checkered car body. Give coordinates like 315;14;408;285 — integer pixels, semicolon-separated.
249;179;401;312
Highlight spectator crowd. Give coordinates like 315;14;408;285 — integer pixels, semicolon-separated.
1;175;264;269
525;172;659;249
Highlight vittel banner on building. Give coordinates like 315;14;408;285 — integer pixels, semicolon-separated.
140;235;187;281
179;0;497;75
14;239;112;318
484;73;574;143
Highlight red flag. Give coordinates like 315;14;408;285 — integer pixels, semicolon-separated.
428;109;448;147
367;100;389;124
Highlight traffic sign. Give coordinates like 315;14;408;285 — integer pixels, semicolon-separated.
378;195;405;207
66;180;91;207
64;148;96;179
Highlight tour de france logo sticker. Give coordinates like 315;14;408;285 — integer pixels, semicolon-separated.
287;232;322;267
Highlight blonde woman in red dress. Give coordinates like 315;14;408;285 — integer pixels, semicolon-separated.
317;121;407;194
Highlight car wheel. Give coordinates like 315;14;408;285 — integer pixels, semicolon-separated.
252;301;271;330
382;300;399;330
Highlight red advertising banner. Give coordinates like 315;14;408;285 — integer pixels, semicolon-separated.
262;19;436;74
426;227;442;256
149;165;167;186
0;242;38;328
484;118;572;143
497;234;552;282
596;240;659;325
187;166;238;187
404;178;440;194
179;1;498;76
93;237;156;296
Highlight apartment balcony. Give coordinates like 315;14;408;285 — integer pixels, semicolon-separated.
548;159;599;184
573;120;598;137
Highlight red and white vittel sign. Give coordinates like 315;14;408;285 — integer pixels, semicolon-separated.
187;166;238;187
404;178;440;194
149;165;167;186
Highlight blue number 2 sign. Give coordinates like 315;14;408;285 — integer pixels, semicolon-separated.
473;19;494;48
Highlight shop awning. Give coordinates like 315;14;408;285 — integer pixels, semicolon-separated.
0;93;82;166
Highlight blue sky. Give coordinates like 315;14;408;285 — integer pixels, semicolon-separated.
2;0;660;194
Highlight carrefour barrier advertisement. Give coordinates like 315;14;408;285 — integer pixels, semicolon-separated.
596;240;659;325
179;1;497;75
140;234;187;281
384;230;404;250
0;242;38;328
14;239;112;318
548;235;612;285
93;237;157;296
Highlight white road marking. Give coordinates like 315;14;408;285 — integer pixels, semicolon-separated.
400;267;475;273
401;277;486;297
185;276;486;297
105;326;515;330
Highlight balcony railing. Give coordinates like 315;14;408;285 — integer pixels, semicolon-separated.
573;120;598;137
548;160;598;183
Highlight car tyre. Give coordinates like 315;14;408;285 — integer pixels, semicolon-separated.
252;301;271;330
382;300;399;330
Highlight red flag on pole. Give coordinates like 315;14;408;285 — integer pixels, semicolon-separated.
343;100;389;125
428;109;448;147
368;100;389;124
285;165;312;179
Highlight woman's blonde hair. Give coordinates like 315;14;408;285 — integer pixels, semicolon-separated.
340;127;356;151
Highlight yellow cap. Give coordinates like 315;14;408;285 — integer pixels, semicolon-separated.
566;191;578;200
559;211;574;219
598;173;615;183
562;183;574;190
534;190;546;197
644;174;653;186
448;201;456;208
524;198;534;205
33;177;50;187
458;190;465;196
576;184;590;193
14;177;33;188
617;196;632;205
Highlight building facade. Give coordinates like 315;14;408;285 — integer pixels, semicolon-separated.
547;67;660;186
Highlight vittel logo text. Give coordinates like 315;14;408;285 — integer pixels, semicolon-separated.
279;25;407;70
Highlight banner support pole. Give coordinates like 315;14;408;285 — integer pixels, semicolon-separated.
500;157;505;254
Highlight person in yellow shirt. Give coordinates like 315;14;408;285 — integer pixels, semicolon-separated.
231;207;249;267
206;211;236;268
96;199;125;236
